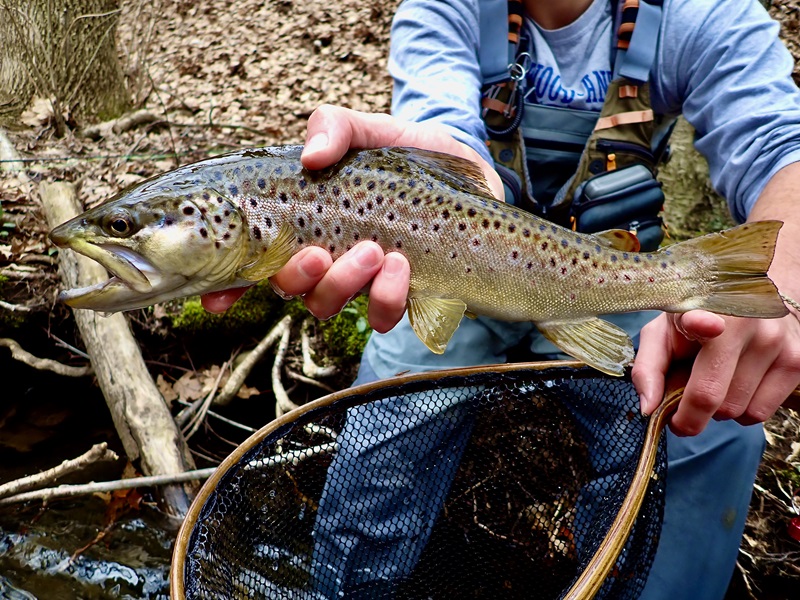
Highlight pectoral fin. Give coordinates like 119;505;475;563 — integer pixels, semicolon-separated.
407;297;467;354
237;222;297;281
535;317;635;376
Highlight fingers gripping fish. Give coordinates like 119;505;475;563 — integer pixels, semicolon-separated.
49;146;788;376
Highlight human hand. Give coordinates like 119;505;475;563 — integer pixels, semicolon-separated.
632;309;800;435
202;104;503;331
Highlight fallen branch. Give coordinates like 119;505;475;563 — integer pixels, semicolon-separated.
80;108;160;140
40;181;197;517
0;442;339;506
0;337;92;377
0;442;117;499
213;315;293;407
0;300;34;312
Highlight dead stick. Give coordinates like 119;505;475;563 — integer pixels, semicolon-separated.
0;442;118;499
0;337;92;377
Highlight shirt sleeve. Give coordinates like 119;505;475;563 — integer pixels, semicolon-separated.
388;0;493;164
657;0;800;222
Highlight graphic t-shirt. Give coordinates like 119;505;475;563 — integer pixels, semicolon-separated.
521;0;613;111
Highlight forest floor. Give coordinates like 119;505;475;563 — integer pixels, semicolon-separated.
0;0;799;597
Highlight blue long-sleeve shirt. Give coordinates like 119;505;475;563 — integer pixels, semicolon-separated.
388;0;800;222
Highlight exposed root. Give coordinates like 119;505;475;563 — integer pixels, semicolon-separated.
0;337;92;377
301;316;338;379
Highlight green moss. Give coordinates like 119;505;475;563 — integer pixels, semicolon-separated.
776;467;800;489
316;296;372;366
168;280;292;337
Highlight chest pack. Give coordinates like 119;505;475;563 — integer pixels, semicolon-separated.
479;0;673;251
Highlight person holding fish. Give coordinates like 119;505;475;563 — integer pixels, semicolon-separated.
47;0;800;597
252;2;797;597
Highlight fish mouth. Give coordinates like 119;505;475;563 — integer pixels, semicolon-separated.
54;239;167;311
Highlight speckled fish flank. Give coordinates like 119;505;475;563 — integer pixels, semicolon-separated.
49;145;789;375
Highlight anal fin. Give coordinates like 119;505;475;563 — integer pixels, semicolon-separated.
535;317;635;376
408;297;467;354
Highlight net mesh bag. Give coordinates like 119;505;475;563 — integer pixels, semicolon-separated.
173;362;668;600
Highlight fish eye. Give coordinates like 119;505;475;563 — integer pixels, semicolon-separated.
104;213;135;237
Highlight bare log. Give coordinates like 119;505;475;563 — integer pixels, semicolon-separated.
39;180;196;517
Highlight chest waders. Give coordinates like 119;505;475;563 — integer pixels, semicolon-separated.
479;0;673;252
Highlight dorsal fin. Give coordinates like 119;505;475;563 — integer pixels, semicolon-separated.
389;147;497;200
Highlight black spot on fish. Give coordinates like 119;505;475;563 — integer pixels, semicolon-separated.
229;223;236;230
214;215;222;223
165;217;175;226
425;248;431;254
183;206;195;215
223;232;231;240
215;241;221;248
561;239;569;248
250;198;257;207
660;262;667;269
366;201;373;210
253;226;262;240
611;255;618;262
358;207;365;216
314;227;322;237
354;177;362;186
624;274;631;281
298;237;304;245
466;267;472;273
387;213;395;221
526;262;532;269
317;205;323;213
541;242;548;250
335;226;341;235
572;257;579;265
493;221;501;229
583;251;590;259
372;234;379;242
634;256;641;263
623;253;629;260
388;181;396;191
265;217;272;228
279;192;288;203
329;245;336;253
482;219;490;228
343;199;351;209
436;196;444;204
539;224;546;231
442;210;450;219
472;238;480;246
224;209;231;216
353;232;359;240
396;165;404;173
511;251;519;259
396;241;403;249
592;261;598;268
257;179;266;190
408;179;416;187
450;251;457;258
367;180;375;190
202;192;210;200
433;224;440;232
229;185;239;196
318;184;326;194
411;223;419;231
412;197;421;205
399;191;406;200
468;208;477;217
333;186;341;196
298;179;307;189
376;195;384;204
458;223;467;231
561;266;567;274
550;257;556;267
200;228;208;238
454;203;462;211
508;224;516;233
595;245;602;252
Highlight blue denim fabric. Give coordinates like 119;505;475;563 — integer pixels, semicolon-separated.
310;314;765;599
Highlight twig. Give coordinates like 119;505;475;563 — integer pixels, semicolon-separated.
0;443;339;506
214;315;293;407
181;358;232;440
0;300;34;312
0;338;92;377
174;399;256;434
273;319;298;418
0;468;217;506
0;443;117;500
301;317;338;378
80;109;161;140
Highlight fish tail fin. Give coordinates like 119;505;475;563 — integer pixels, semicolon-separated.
670;220;788;318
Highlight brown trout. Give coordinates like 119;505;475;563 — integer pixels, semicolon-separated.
49;145;788;375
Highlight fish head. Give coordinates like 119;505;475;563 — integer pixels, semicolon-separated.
49;182;252;312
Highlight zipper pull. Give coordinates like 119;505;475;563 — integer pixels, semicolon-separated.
606;152;617;171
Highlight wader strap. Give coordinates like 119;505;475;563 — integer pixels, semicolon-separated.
479;0;517;86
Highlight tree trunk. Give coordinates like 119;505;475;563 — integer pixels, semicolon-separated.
0;0;130;128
